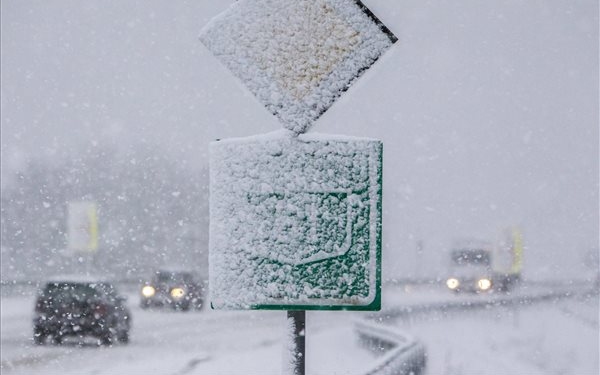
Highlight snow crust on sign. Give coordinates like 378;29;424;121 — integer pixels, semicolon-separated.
209;132;382;309
199;0;396;134
218;129;379;144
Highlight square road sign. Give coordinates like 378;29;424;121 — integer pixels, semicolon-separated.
209;131;382;310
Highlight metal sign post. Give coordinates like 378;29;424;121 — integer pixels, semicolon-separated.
288;310;306;375
200;0;396;372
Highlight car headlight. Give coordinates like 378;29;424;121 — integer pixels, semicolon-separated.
142;285;156;297
477;278;492;291
446;278;460;290
170;287;185;299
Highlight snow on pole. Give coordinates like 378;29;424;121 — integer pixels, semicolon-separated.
199;0;397;134
283;311;306;375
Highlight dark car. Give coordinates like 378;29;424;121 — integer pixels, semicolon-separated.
33;279;131;345
140;270;203;311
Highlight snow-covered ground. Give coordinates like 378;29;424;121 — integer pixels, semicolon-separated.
1;283;597;375
383;283;599;375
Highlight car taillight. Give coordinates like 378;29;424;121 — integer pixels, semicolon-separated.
94;304;107;317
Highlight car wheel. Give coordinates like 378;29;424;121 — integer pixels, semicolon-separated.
101;333;113;346
191;298;203;310
33;331;46;345
174;302;190;311
117;330;129;344
51;334;63;345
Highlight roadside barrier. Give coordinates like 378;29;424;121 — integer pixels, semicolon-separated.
354;320;427;375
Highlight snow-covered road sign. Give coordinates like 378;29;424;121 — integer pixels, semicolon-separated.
67;201;98;252
199;0;397;134
209;132;382;310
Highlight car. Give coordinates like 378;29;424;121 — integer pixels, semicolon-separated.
140;270;204;311
33;278;131;345
445;247;495;293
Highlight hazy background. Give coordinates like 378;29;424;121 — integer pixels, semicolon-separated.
1;0;598;281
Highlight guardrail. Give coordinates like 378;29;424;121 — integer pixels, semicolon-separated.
379;285;598;322
355;320;427;375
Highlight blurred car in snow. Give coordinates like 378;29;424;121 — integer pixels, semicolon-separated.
446;231;523;294
445;247;495;293
33;278;131;345
140;270;204;311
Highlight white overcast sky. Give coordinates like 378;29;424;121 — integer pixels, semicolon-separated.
1;0;598;279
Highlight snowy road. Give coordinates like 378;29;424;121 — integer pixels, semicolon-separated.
1;283;598;375
1;288;375;375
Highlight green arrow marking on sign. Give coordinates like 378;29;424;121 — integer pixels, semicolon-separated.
209;132;382;311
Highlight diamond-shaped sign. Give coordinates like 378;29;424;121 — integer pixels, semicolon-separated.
200;0;397;134
209;132;382;310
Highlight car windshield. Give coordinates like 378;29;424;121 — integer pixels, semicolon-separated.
42;283;102;302
95;283;119;298
155;272;193;284
451;250;491;266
